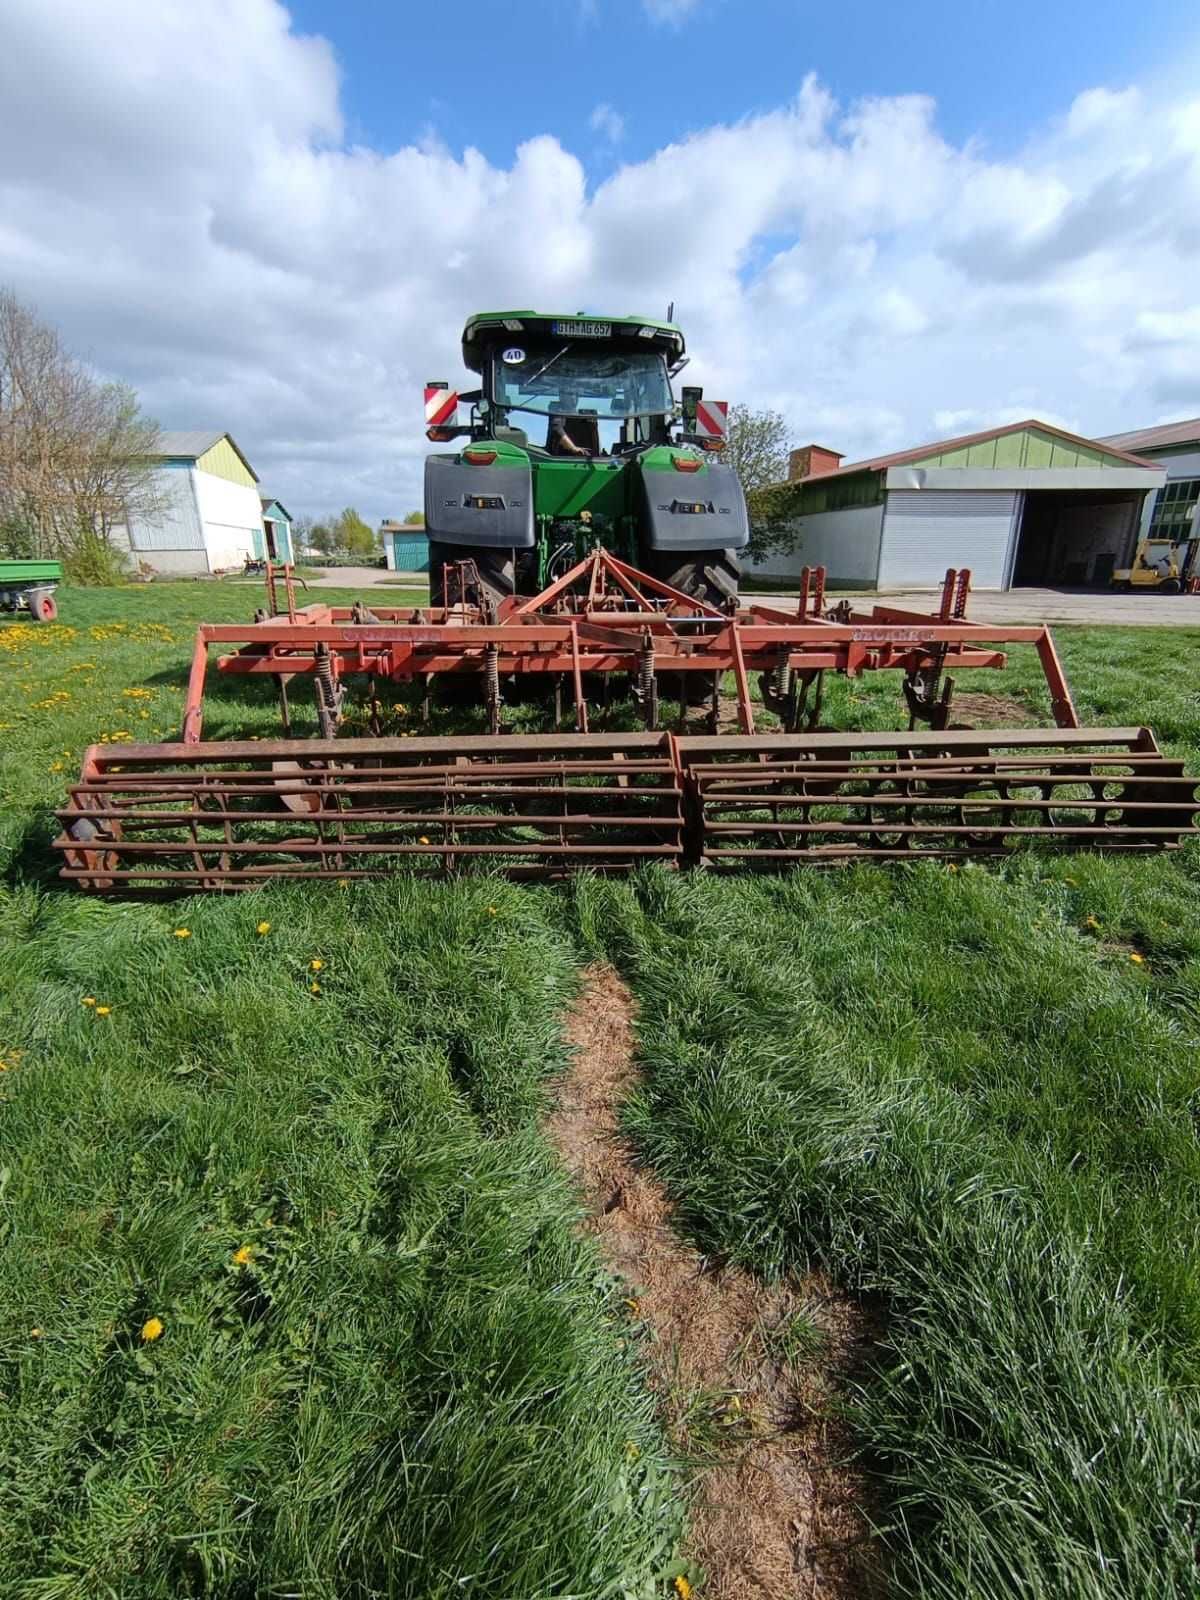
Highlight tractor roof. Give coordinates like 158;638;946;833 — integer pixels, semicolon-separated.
461;310;685;372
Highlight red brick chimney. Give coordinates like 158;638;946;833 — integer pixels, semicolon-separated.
788;445;844;482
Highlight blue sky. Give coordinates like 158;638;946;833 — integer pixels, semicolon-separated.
1;0;1198;522
288;0;1188;169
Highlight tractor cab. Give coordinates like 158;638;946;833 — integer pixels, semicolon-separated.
465;313;681;454
421;309;745;607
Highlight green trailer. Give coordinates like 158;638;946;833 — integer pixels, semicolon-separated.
0;559;63;622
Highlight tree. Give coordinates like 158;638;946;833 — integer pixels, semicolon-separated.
331;506;376;557
0;287;164;580
403;509;424;525
718;403;792;496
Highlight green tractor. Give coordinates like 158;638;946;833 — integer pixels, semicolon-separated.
422;310;748;607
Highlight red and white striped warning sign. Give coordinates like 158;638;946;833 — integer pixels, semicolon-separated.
424;385;458;428
694;399;728;441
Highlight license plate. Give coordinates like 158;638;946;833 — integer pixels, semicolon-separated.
551;320;610;338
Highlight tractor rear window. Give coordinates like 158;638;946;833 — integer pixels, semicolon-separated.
491;347;672;419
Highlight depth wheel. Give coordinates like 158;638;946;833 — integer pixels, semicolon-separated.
428;541;515;608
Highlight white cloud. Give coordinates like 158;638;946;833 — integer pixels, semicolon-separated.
0;2;1198;521
589;103;626;145
642;0;701;22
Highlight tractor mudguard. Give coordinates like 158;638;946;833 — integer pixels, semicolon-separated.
636;457;749;553
424;453;536;549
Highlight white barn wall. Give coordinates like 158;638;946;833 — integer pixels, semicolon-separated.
192;471;264;571
749;503;884;584
127;463;204;552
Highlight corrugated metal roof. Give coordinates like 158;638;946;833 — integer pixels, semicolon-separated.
156;430;225;459
780;418;1160;486
1097;417;1200;453
155;430;258;482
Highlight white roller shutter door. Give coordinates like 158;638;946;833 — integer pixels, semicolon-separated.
878;490;1019;588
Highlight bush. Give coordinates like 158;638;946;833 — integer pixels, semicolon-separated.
62;533;130;587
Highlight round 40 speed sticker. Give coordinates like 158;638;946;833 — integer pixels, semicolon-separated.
502;347;525;365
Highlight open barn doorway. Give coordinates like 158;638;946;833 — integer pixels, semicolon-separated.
1010;490;1141;587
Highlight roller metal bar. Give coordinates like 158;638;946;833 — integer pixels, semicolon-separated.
55;728;1198;893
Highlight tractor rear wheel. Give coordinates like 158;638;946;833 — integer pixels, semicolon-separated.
647;549;741;610
428;542;515;609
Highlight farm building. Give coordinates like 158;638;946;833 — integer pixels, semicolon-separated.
118;431;264;575
749;420;1166;589
257;495;295;564
381;519;429;573
1099;417;1200;547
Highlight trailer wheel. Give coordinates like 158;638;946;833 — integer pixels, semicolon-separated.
28;588;57;622
648;550;741;610
428;542;515;608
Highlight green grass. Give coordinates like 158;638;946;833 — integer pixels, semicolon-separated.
567;858;1200;1597
0;879;682;1596
4;586;1200;1595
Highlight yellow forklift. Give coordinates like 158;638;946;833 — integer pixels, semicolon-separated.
1112;503;1200;594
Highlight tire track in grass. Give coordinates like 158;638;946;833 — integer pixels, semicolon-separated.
548;963;885;1600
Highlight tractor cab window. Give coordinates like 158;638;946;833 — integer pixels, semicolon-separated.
489;345;672;420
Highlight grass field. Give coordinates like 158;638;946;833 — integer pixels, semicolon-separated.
3;585;1200;1596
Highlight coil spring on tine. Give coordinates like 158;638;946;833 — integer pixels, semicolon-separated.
639;642;654;704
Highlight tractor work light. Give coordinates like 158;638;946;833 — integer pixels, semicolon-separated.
463;447;498;466
671;454;703;473
502;319;524;331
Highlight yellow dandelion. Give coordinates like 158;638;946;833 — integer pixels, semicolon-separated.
674;1578;693;1600
310;981;321;994
1129;952;1146;965
486;906;498;916
232;1245;254;1267
95;1005;112;1017
624;1439;640;1462
1084;915;1101;930
173;928;191;939
140;1317;164;1342
81;996;96;1007
30;1327;43;1339
309;958;324;971
337;877;350;887
418;836;430;846
624;1297;640;1316
256;921;271;935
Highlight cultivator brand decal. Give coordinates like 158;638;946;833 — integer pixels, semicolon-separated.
55;551;1200;892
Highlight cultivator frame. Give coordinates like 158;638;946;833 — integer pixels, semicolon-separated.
184;550;1081;740
55;552;1199;891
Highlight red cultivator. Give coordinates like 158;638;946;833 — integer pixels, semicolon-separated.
56;553;1199;891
